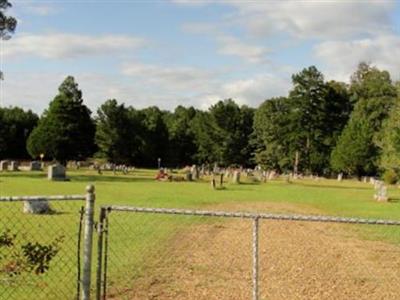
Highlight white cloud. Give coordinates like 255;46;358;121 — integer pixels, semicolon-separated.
1;62;292;114
216;35;270;64
2;33;146;59
20;3;60;16
122;61;219;92
220;74;290;107
182;23;270;64
315;34;400;82
177;1;394;40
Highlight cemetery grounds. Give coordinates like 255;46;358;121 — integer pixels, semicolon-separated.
1;169;400;299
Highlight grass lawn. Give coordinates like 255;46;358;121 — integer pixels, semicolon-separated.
1;169;400;299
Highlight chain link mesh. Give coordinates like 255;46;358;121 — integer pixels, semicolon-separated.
0;199;85;300
100;207;400;300
103;210;252;299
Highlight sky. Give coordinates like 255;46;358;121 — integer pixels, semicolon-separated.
1;0;400;114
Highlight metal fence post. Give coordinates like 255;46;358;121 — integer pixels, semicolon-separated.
252;217;259;300
96;207;106;300
82;185;95;300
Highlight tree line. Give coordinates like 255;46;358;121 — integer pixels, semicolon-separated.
1;63;399;180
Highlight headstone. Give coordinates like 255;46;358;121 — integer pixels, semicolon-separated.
219;173;224;187
337;173;343;182
363;176;368;183
0;160;9;171
48;164;67;181
30;161;42;171
232;171;240;184
23;199;52;214
184;172;193;181
8;161;19;171
191;165;199;180
211;173;216;189
369;177;375;185
374;181;389;202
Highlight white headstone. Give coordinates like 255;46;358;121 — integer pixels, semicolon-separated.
0;160;9;171
191;165;199;180
8;161;19;171
337;173;343;182
232;171;240;184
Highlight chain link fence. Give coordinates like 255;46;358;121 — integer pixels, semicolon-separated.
0;191;92;300
97;206;400;300
2;189;400;299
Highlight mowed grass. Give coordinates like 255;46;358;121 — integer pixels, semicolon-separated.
1;169;400;298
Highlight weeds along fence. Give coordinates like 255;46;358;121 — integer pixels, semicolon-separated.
97;206;400;300
0;186;95;300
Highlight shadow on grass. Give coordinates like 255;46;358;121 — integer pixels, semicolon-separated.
70;175;155;183
0;172;46;179
290;181;372;191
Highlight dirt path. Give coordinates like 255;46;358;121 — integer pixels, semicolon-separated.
109;203;400;299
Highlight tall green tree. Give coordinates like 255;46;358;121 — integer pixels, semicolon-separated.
95;99;139;164
331;64;397;176
164;105;197;167
287;66;353;174
135;106;169;167
27;76;95;164
191;99;254;166
253;97;293;171
379;97;400;174
0;107;38;159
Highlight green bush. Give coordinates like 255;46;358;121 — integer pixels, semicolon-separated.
383;169;398;185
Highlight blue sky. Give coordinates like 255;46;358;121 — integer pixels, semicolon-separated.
1;0;400;113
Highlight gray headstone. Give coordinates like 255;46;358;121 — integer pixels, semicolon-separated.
23;199;52;214
232;171;240;184
191;165;199;180
184;172;193;181
8;161;19;171
48;164;67;181
30;161;42;171
0;160;9;171
374;181;388;202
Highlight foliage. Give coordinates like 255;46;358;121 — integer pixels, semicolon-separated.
383;169;398;185
253;97;292;171
0;229;64;277
254;67;351;175
0;107;38;159
331;63;397;176
379;98;400;174
164;105;197;166
95;99;139;164
0;0;16;40
192;99;254;166
27;76;96;164
0;0;17;79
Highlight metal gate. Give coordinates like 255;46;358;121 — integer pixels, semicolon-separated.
95;206;400;300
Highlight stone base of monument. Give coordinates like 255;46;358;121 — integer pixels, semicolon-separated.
23;200;52;214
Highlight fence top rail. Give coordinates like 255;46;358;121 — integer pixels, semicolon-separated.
0;194;86;202
104;205;400;226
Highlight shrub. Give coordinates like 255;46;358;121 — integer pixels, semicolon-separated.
383;169;398;185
